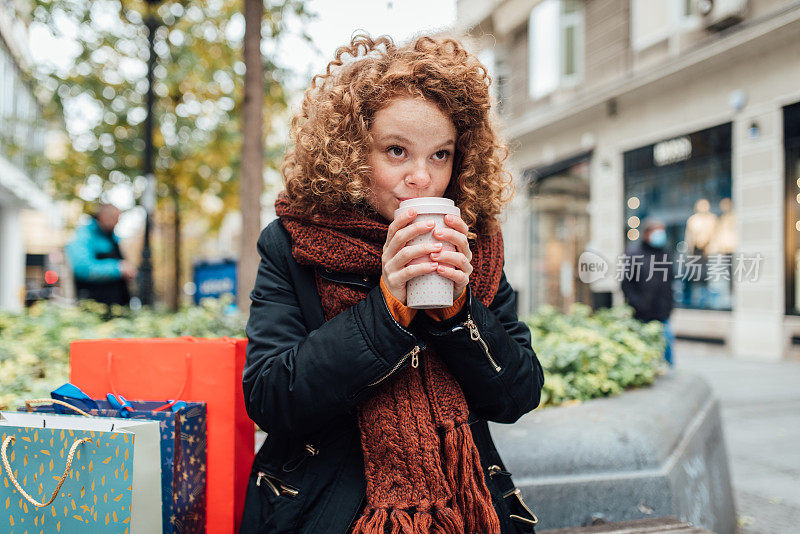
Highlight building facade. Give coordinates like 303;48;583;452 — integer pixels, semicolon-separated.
456;0;800;360
0;5;53;310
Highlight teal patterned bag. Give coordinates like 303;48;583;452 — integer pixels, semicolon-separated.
0;412;135;534
31;396;207;533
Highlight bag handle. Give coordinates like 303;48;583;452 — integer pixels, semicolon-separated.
106;350;192;399
1;434;93;508
24;399;93;417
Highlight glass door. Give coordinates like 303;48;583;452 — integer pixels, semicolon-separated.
528;159;591;313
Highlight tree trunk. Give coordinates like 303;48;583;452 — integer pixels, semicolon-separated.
171;184;181;311
238;0;264;313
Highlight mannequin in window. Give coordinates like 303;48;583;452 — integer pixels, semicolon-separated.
707;197;736;256
684;198;718;257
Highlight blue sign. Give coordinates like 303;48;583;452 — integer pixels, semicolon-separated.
193;259;237;304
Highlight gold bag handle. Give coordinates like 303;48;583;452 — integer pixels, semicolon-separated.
1;434;93;508
24;399;93;418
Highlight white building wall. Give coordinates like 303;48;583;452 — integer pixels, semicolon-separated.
731;106;785;360
500;159;531;313
0;205;24;311
0;4;54;311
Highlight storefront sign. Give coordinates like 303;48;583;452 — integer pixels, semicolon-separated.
193;259;237;304
653;136;692;166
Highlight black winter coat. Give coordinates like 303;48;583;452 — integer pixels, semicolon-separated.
241;219;544;533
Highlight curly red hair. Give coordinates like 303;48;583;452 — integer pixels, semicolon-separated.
283;33;513;232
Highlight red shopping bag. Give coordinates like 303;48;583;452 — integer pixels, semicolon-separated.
69;337;254;534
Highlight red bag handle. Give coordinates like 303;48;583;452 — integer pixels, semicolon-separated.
106;351;192;400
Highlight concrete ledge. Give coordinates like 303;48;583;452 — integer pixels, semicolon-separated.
490;372;735;533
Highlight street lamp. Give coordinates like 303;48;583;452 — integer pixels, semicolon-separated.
138;0;163;306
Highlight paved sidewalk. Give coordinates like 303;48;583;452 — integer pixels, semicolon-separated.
674;341;800;534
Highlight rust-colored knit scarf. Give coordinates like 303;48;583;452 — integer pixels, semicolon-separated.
276;193;504;533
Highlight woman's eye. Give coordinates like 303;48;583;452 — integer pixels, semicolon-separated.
433;150;451;161
387;146;405;158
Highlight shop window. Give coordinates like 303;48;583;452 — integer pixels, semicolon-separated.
784;102;800;314
528;0;584;100
525;153;592;313
624;123;733;311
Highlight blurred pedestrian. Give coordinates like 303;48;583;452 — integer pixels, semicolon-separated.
66;203;135;306
240;34;543;533
621;218;675;365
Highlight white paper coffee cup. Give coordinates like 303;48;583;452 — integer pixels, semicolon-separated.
394;198;461;309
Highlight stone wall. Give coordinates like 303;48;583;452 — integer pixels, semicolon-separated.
490;372;735;533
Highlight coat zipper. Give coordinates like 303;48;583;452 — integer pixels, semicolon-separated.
366;345;421;388
348;494;366;530
463;314;502;372
256;472;299;497
349;344;423;401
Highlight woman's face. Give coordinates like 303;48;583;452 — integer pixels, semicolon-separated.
366;96;457;221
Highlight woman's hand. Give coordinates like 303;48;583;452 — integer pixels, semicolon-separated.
382;209;442;304
430;214;473;298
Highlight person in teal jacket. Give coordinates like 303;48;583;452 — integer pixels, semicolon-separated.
66;204;136;306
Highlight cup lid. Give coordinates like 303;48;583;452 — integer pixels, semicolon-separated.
394;197;461;218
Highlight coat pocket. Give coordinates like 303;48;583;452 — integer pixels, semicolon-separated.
256;471;301;499
241;464;316;533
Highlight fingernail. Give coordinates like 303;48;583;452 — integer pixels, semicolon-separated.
431;253;440;259
431;262;438;268
426;221;435;227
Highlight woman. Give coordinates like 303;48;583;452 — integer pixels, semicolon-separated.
241;33;544;533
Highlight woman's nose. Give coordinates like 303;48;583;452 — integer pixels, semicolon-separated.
405;162;432;189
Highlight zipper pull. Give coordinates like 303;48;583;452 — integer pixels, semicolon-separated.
465;316;481;341
256;472;280;496
410;346;420;368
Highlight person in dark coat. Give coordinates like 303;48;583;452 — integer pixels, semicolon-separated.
241;34;544;533
621;218;675;365
66;203;136;306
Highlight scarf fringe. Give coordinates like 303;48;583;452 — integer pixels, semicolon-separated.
442;422;502;534
431;506;465;533
351;505;465;534
351;507;388;534
412;509;432;533
390;509;414;534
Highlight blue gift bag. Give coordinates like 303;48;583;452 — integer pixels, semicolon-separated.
0;413;135;533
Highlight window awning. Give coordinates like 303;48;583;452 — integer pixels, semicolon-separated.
522;150;592;185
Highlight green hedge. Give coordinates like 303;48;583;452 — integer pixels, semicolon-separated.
0;300;664;410
526;304;665;407
0;299;245;409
